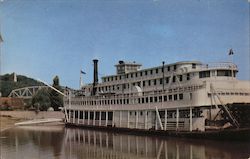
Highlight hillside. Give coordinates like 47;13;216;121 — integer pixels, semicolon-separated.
0;73;44;97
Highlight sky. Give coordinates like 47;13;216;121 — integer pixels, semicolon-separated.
0;0;249;89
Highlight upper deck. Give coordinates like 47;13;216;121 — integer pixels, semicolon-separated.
81;61;238;96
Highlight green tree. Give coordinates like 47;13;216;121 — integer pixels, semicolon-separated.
31;88;51;111
50;76;63;111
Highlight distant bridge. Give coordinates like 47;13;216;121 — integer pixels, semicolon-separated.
8;86;49;99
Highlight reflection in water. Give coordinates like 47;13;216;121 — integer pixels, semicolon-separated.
0;126;250;159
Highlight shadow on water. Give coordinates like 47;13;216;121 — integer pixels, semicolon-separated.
1;126;250;159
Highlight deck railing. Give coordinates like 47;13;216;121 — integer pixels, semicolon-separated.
200;62;237;70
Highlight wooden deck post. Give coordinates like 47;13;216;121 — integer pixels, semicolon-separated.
127;110;130;128
176;108;179;131
164;109;167;130
99;111;102;126
190;107;193;132
105;111;108;126
93;111;96;125
87;111;90;125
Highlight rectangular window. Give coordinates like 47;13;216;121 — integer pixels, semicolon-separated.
217;70;232;77
187;73;190;80
135;73;138;77
174;65;177;70
149;97;153;103
179;75;182;81
143;81;145;86
148;80;151;86
173;76;176;83
179;93;183;100
199;71;210;78
164;95;167;101
145;71;148;75
140;72;143;76
146;97;149;103
159;96;162;102
166;77;169;83
154;96;158;102
150;70;153;74
192;63;196;69
131;73;133;78
168;95;172;101
156;69;158;74
167;66;170;71
154;79;157;85
174;94;178;100
160;78;163;84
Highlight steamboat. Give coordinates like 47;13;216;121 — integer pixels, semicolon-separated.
64;59;250;140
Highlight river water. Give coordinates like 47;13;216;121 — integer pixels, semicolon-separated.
0;125;250;159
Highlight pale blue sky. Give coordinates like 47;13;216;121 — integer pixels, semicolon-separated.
0;0;249;88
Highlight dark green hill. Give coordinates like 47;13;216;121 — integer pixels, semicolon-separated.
0;73;44;97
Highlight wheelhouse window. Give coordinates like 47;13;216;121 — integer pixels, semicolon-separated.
192;63;196;69
199;71;210;78
186;73;190;80
217;70;232;77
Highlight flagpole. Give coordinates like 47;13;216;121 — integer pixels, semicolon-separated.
229;48;234;78
80;70;82;89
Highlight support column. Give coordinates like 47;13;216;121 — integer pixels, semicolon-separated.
73;110;75;124
105;111;108;126
87;111;90;125
164;109;167;131
155;112;158;130
176;108;179;131
144;110;147;129
93;111;96;125
127;111;130;128
119;111;122;127
77;110;80;124
112;111;115;127
99;111;102;126
135;111;138;129
69;110;71;123
83;111;85;124
189;107;193;132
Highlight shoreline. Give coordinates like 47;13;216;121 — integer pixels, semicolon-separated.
0;111;64;132
0;115;24;132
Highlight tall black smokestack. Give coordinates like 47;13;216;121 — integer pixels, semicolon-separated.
92;59;98;95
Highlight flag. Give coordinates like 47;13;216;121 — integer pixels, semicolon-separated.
228;48;234;55
0;34;3;43
80;70;86;74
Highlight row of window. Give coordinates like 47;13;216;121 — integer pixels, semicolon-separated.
68;93;184;106
67;107;202;120
99;74;190;92
199;70;235;78
103;65;177;82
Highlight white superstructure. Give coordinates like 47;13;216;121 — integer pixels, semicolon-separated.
64;60;250;132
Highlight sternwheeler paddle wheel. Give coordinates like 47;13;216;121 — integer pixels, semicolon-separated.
206;84;250;129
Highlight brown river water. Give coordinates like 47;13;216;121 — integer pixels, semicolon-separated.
0;125;250;159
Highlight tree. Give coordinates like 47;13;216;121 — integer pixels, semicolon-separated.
31;88;51;111
50;76;63;111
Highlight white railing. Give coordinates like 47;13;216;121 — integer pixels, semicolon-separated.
200;62;237;70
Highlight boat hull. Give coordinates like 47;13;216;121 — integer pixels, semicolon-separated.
65;122;250;141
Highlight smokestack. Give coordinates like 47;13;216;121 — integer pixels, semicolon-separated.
92;59;98;95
